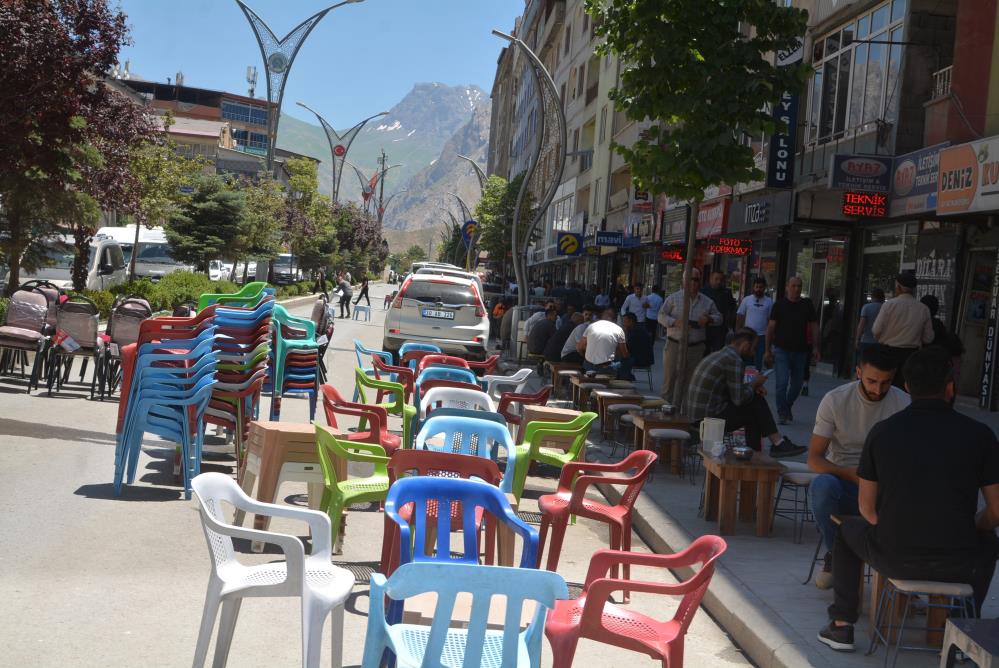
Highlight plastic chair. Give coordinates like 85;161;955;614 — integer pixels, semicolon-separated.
398;341;441;359
466;354;500;376
362;561;568;668
320;384;402;454
537;451;658;587
371;356;415;405
315;424;390;551
355;369;416;448
0;287;50;392
511;412;598;501
352;304;371;321
271;304;319;421
204;369;268;468
545;537;728;668
482;367;533;399
190;472;354;668
380;449;503;576
497;384;553;428
415;414;518;496
354;339;393;400
197;281;268;310
420;386;496;418
413;366;481;414
416;353;470;374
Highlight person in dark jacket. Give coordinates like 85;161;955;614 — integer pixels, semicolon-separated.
545;312;583;363
336;274;352;318
353;277;370;306
921;294;966;388
622;313;654;370
701;271;737;353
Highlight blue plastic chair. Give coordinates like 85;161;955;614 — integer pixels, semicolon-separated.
362;561;568;668
354;339;394;401
413;367;481;414
398;342;441;360
415;415;518;495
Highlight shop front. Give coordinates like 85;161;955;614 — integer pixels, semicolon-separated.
728;189;793;301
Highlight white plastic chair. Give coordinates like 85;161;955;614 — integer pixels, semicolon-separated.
482;368;532;400
191;472;355;668
420;386;496;420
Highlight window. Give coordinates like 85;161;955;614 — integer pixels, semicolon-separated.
806;0;906;145
564;25;571;55
582;13;589;35
572;128;580;160
570;67;577;98
222;100;268;126
232;129;268;154
560;82;567;102
577;66;586;99
598;105;608;144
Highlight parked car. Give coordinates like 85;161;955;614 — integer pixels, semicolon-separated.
208;260;225;281
415;266;484;296
96;225;193;281
271;253;303;285
2;233;127;291
383;273;489;360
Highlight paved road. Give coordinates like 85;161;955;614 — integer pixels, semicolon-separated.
0;282;749;667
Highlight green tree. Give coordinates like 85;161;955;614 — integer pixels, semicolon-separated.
233;175;283;281
474;174;530;279
436;221;463;265
165;175;246;272
587;0;807;379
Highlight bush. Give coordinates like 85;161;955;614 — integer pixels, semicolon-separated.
82;290;115;319
0;297;8;324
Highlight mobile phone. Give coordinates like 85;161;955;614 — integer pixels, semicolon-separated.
762;368;775;378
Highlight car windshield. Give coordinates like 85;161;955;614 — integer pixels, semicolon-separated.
274;256;294;268
404;281;476;306
40;247;75;269
136;242;182;265
119;243;133;264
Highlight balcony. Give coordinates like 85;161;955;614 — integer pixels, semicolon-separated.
932;66;953;100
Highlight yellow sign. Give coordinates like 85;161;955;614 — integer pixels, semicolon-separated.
557;232;582;256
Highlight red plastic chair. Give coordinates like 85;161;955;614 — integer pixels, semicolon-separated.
417;354;470;374
538;450;658;582
467;354;500;376
204;370;267;472
371;355;415;404
497;384;553;428
401;349;438;370
380;449;503;576
545;536;728;668
321;384;402;454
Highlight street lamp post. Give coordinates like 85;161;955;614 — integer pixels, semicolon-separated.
294;103;387;202
492;30;567;306
447;191;476;271
235;0;365;174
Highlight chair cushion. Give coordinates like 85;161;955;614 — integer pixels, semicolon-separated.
641;398;665;408
649;428;690;440
887;579;974;597
782;471;819;486
620;414;635;425
0;326;44;343
556;369;581;377
578;382;605;390
781;461;812;473
592;389;627;398
607;403;641;413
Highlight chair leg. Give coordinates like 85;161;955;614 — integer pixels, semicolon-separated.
302;594;330;668
537;515;551;569
193;581;223;668
329;603;345;668
211;597;242;668
548;632;580;668
544;515;569;572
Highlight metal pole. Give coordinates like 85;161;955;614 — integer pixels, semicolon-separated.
295;103;386;201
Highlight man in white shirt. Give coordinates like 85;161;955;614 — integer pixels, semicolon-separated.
620;283;647;324
577;306;631;379
736;276;774;370
658;269;722;407
806;344;910;589
560;305;595;363
643;287;664;339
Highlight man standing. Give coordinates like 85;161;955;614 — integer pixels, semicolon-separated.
643;286;664;340
687;328;805;457
765;276;819;424
578;307;632;380
620;283;647;325
854;287;885;363
736;277;773;371
622;312;654;372
872;271;933;389
702;271;736;353
818;347;999;652
658;269;722;408
807;345;909;589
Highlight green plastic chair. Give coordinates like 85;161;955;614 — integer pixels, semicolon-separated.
315;424;390;551
512;412;598;500
270;304;319;420
355;367;416;448
197;281;269;310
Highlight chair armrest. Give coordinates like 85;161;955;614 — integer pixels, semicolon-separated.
582;546;713;587
341;440;390;464
557;458;644;488
201;512;307;572
579;576;699;628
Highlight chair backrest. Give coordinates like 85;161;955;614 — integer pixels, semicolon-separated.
387;449;502;486
20;280;61;327
497;384;553;424
320;383;385;433
197;281;267;309
416;378;483;398
417;354;470;373
611;450;658;509
398;342;441;358
416;366;479;388
521;412;597;458
354;338;391;369
415;414;516;492
108;297;153;347
385;476;537;568
420;407;507;428
3;288;48;333
371;562;567;668
56;295;99;347
421;386;496;419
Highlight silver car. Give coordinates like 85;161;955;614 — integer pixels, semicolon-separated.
383;274;489;360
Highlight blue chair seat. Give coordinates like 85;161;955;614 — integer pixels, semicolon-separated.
387;624;529;668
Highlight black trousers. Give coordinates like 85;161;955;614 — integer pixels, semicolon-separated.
645;319;658;339
705;326;728;354
561;352;584;364
353;286;370;306
719;394;777;450
338;294;351;318
885;346;918;389
829;518;999;623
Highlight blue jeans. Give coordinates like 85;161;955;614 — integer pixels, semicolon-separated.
584;358;634;381
753;337;766;371
773;346;808;418
809;474;859;552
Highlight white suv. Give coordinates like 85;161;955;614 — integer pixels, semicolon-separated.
384;274;489;360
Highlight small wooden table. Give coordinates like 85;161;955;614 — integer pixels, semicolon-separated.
700;449;784;536
632;413;694;473
546;361;582;398
569;374;612;410
941;619;999;667
593;391;645;438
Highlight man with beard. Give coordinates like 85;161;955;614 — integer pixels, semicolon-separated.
736;276;773;371
807;344;909;590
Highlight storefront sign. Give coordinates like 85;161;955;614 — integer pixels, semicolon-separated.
980;251;999;409
745;201;770;226
914;229;959;321
585;245;600;256
595;231;623;247
938;135;999;215
556;232;583;256
728;191;792;234
842;191;888;217
767;91;799;189
631;189;652;214
890;143;948;217
660;206;690;244
660;247;685;262
696;200;729;239
706;238;752;255
622;235;641;248
830;155;894;193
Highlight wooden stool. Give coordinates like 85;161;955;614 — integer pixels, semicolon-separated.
648;427;691;476
606;403;641;456
546;361;581;398
940;618;999;668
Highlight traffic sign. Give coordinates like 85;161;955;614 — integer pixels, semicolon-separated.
461;220;478;247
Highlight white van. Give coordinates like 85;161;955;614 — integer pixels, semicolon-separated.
97;225;194;281
6;234;127;291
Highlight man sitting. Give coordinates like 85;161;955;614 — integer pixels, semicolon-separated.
686;328;805;458
622;313;654;375
577;307;632;380
560;305;595;364
546;312;583;364
523;301;555;339
807;344;909;589
818;347;999;653
527;308;558;369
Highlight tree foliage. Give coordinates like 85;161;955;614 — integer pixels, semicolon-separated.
585;0;808;201
166;175;246;272
0;0;155;294
233;175;284;277
333;200;385;279
436;221;463;265
473;174;530;271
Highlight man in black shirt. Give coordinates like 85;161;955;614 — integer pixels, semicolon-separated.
527;307;558;356
818;347;999;653
545;312;582;363
765;276;818;424
622;313;654;370
702;271;736;353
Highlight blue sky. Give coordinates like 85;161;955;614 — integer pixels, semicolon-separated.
116;0;522;128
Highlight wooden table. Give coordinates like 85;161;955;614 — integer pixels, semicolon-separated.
546;361;582;399
569;374;612;410
632;413;694;473
700;449;784;536
593;391;645;438
941;619;999;667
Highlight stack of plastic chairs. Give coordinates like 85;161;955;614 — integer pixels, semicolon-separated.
309;293;335;384
200;285;274;466
114;325;218;499
269;304;320;421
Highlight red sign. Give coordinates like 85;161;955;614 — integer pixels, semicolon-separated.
696;200;730;238
842;191;888;217
660;247;685;262
706;237;752;255
333;144;346;157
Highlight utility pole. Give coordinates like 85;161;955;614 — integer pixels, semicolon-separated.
377;148;387;223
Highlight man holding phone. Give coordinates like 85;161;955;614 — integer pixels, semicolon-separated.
687;328;804;457
658;268;722;410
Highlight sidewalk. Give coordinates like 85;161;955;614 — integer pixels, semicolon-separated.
562;338;999;668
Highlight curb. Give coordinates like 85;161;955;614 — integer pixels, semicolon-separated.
596;479;836;668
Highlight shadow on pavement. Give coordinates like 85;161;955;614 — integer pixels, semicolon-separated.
0;418;117;445
74;482;182;502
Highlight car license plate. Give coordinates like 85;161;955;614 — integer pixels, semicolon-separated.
422;308;455;320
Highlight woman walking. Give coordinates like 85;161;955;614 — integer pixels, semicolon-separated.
353;277;370;306
336;273;353;318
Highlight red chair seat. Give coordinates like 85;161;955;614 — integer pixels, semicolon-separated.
351;429;401;451
538;492;626;522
